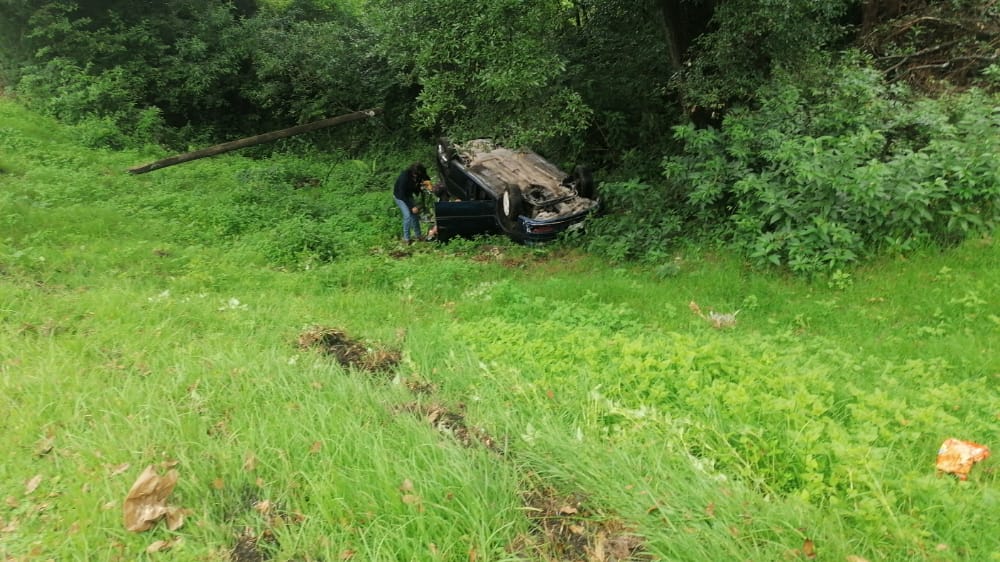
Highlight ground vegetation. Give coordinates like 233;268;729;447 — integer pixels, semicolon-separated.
1;0;997;273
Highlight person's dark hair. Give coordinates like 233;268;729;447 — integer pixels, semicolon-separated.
408;162;430;183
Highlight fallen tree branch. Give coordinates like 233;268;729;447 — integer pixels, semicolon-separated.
127;108;382;175
900;54;999;76
878;41;957;62
888;16;982;40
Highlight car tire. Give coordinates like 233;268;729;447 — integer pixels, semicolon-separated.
501;186;523;218
438;137;458;165
498;186;524;235
573;165;596;200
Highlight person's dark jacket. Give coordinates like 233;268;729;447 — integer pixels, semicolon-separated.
393;169;426;209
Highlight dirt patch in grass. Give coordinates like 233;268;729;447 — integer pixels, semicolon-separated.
402;377;438;395
387;249;410;259
230;527;275;562
511;484;648;562
223;487;304;562
393;400;647;559
297;326;400;374
386;343;647;560
395;401;502;453
468;245;534;268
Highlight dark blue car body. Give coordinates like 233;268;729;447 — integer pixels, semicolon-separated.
431;139;598;243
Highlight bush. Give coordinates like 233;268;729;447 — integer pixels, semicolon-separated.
662;58;1000;275
250;216;340;268
582;178;687;263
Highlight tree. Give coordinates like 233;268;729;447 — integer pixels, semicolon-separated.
365;0;591;146
671;0;854;114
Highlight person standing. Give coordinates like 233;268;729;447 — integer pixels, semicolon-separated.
393;162;430;244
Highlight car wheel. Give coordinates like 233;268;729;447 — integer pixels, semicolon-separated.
498;186;525;236
573;165;596;200
438;137;458;164
502;187;523;219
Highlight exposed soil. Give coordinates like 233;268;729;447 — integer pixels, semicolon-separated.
297;326;400;374
395;401;502;453
393;391;649;561
230;528;274;562
511;484;648;562
296;326;650;561
224;488;304;562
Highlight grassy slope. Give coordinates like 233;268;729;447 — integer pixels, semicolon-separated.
1;98;998;561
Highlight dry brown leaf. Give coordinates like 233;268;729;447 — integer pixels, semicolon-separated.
5;496;19;509
123;464;182;532
846;556;871;562
401;494;421;505
146;536;180;553
689;301;703;316
558;505;578;515
705;502;716;518
2;519;18;533
399;479;414;493
936;438;991;480
212;478;224;490
254;500;273;515
34;436;55;457
339;550;356;560
243;452;258;472
468;545;477;562
309;441;323;454
165;507;186;531
591;531;606;561
24;475;42;495
803;538;817;559
569;524;585;535
109;463;131;478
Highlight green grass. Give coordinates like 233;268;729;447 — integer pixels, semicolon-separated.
1;96;998;561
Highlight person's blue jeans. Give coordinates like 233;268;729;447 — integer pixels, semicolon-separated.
394;197;422;242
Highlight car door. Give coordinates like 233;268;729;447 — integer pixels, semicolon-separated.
433;200;500;241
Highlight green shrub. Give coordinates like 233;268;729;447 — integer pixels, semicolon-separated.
249;216;340;267
662;59;1000;274
582;178;687;263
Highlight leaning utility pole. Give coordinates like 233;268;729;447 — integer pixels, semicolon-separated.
127;108;382;175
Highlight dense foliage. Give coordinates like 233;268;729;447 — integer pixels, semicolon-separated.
664;60;1000;273
1;0;997;273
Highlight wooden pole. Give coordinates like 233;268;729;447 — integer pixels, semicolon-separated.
127;108;382;175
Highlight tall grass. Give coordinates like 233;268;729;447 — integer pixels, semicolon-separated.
2;97;998;561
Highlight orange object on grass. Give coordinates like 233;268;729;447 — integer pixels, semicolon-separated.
936;438;990;480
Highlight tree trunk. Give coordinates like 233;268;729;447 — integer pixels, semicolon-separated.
655;0;717;72
127;108;382;175
657;0;686;71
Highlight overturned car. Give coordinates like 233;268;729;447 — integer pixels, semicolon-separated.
430;139;599;243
